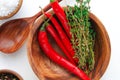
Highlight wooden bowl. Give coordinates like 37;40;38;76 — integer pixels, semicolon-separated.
0;69;23;80
0;0;23;20
27;10;111;80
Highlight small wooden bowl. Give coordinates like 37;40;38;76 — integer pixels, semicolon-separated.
27;10;111;80
0;0;23;20
0;69;23;80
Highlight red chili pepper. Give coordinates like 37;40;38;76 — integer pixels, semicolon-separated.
46;23;75;65
50;0;66;18
45;13;77;63
50;0;71;39
38;27;90;80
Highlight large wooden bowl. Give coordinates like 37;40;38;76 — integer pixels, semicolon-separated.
27;10;111;80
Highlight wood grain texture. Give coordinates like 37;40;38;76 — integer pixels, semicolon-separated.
27;10;111;80
0;0;23;20
0;19;32;53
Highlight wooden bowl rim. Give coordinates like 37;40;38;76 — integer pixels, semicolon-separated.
27;9;111;80
0;0;23;20
89;13;111;79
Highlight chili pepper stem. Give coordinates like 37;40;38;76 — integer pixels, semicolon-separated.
50;0;55;2
40;24;45;31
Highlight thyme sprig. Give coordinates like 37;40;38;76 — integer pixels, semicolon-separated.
65;0;95;74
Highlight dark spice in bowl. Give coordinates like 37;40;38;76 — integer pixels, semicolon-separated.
0;70;22;80
0;72;19;80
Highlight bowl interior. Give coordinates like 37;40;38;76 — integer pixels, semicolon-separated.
27;11;111;80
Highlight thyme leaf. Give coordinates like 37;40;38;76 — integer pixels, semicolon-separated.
65;0;95;74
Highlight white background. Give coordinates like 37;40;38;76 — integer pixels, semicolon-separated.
0;0;119;80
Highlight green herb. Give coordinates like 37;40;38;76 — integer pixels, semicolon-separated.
65;0;95;74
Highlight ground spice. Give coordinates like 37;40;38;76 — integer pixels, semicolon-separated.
0;72;19;80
